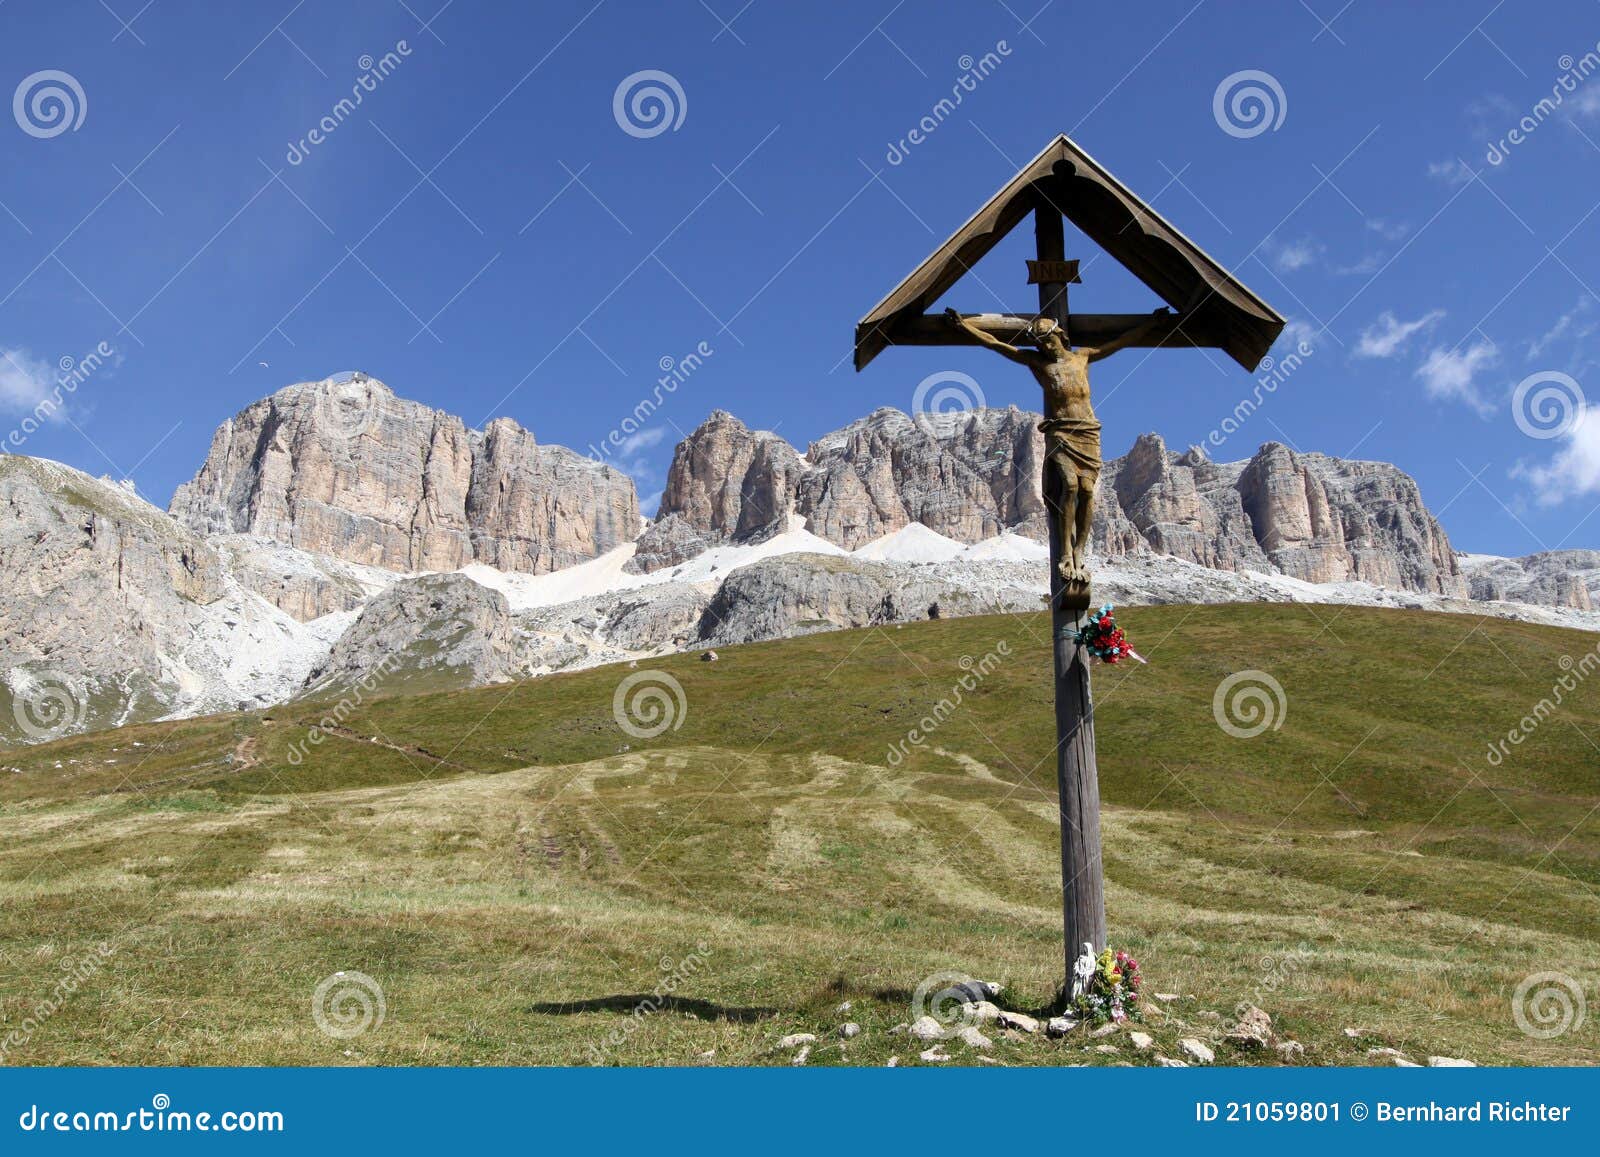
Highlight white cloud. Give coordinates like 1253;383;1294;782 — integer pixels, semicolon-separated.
1415;340;1498;415
1512;409;1600;504
1277;318;1321;353
1570;86;1600;118
1355;309;1445;359
612;427;666;458
0;347;66;421
1427;159;1473;187
1334;252;1386;276
1466;94;1517;136
1269;236;1321;272
1528;297;1596;360
1365;218;1410;242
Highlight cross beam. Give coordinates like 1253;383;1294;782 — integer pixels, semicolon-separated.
875;311;1201;350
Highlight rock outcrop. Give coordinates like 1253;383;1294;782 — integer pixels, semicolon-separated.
0;457;328;743
171;375;638;576
211;534;391;621
5;383;1597;747
696;553;1043;646
1460;550;1599;611
628;411;805;572
1107;434;1465;597
650;408;1467;599
304;572;524;693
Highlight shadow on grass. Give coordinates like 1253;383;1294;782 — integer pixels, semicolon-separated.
870;983;1068;1020
527;995;779;1023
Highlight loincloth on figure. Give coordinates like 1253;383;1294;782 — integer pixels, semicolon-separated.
1038;416;1103;481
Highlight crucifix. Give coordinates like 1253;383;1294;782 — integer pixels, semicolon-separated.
853;135;1284;984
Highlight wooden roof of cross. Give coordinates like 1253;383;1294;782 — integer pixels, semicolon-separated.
853;134;1286;372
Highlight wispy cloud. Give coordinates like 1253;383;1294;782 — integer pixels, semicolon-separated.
1512;410;1600;505
1569;85;1600;118
1334;252;1386;276
1427;158;1473;187
0;347;66;421
1415;339;1498;415
1364;218;1410;242
1354;309;1445;359
1268;235;1321;273
1278;318;1321;353
613;427;666;458
1528;297;1596;360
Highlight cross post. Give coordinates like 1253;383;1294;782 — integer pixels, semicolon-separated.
1033;194;1107;979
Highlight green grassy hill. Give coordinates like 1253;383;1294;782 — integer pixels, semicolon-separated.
1;604;1596;1066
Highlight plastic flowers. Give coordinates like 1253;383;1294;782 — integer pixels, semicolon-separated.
1072;604;1145;665
1067;943;1144;1023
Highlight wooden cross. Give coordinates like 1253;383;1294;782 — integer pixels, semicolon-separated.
853;135;1285;986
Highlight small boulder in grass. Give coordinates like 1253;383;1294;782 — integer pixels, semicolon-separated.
1428;1056;1476;1067
1275;1040;1305;1063
790;1045;811;1066
996;1010;1039;1034
955;1025;993;1050
838;1022;861;1040
919;1047;951;1063
775;1033;816;1050
1128;1031;1155;1051
1178;1038;1215;1065
1046;1016;1077;1038
1156;1054;1188;1068
1224;1004;1274;1049
961;1000;1002;1023
909;1016;945;1042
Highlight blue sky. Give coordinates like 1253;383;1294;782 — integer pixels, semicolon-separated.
2;0;1599;556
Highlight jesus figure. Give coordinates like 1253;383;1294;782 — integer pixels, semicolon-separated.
945;307;1174;589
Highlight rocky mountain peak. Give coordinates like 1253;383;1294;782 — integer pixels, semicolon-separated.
642;406;1466;598
169;377;636;576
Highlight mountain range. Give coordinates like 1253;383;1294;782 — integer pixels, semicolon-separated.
2;373;1595;746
